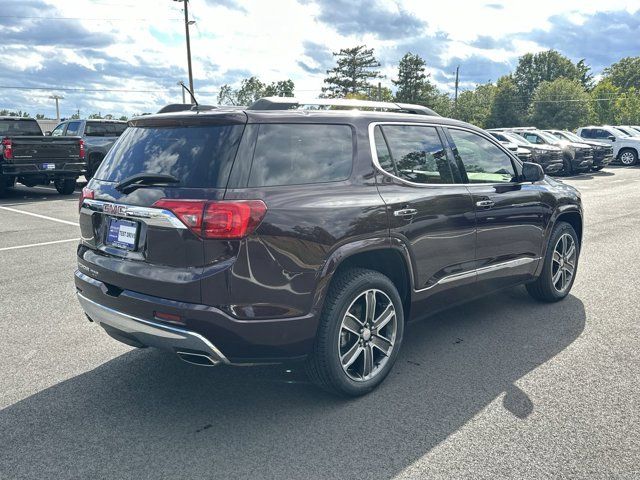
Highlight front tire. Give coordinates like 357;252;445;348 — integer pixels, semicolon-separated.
54;178;77;195
527;221;579;302
619;149;638;166
306;268;404;397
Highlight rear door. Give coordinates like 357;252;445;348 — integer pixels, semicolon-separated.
372;123;477;303
444;127;545;290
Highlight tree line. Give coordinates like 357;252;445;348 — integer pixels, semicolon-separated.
219;46;640;130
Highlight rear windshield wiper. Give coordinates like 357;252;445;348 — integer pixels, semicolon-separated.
114;173;180;193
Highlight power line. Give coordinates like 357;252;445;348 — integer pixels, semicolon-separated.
2;15;181;21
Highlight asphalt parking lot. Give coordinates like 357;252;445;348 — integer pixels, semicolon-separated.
1;168;639;480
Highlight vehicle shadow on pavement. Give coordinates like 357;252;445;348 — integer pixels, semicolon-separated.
0;287;585;480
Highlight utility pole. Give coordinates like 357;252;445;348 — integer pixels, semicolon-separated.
49;94;63;122
377;82;382;101
174;0;195;101
454;66;460;111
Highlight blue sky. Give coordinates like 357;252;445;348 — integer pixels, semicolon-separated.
0;0;638;118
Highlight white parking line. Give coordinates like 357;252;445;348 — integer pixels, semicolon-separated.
0;206;79;226
0;238;79;252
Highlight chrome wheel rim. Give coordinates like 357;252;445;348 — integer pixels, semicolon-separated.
551;233;577;293
620;152;635;165
338;289;397;382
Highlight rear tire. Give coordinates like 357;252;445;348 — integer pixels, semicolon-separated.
306;268;404;397
527;221;579;302
0;175;8;198
85;154;103;181
55;178;77;195
618;149;638;166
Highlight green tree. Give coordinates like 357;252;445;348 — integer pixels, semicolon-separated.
88;113;102;119
217;84;238;105
603;57;640;91
35;113;45;119
235;76;266;105
486;75;524;128
590;79;619;124
453;83;496;127
322;45;381;98
118;115;128;121
615;88;640;124
393;53;428;103
576;59;594;91
513;50;583;108
529;78;592;129
263;79;295;97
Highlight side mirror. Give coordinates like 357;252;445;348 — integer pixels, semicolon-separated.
521;162;544;183
608;136;616;142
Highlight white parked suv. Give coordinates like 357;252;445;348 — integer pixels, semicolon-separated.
577;126;640;166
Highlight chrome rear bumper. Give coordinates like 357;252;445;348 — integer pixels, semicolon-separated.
77;293;229;366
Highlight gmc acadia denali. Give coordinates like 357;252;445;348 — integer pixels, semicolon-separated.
75;98;583;396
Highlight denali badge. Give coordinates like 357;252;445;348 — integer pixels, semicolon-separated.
103;204;127;216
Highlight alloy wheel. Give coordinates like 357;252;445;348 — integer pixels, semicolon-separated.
338;289;397;382
620;151;636;165
551;233;576;293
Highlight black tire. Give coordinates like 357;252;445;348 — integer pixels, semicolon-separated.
0;175;7;198
54;178;77;195
306;268;405;397
85;154;103;181
563;156;574;176
618;148;638;166
526;221;579;302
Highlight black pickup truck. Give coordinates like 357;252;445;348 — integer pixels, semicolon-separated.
0;117;86;196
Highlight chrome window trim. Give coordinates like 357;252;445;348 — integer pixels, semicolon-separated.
368;121;527;188
414;257;539;293
81;198;187;229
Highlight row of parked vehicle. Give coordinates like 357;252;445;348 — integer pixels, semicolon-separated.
0;116;126;196
488;125;640;176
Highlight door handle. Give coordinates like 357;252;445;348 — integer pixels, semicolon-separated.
476;200;495;209
393;208;418;218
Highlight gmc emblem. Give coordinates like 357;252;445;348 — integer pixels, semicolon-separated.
103;204;127;215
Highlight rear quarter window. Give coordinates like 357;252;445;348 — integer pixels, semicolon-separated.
248;124;353;187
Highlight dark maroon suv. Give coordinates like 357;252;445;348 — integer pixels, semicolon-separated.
75;99;583;396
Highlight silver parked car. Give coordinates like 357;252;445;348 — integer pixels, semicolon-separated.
50;119;128;179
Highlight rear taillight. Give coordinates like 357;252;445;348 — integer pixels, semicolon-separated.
152;199;267;239
78;139;86;159
79;187;94;211
2;138;13;160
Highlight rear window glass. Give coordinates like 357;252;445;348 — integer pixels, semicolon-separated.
248;124;353;187
86;122;128;137
94;125;244;188
0;119;42;136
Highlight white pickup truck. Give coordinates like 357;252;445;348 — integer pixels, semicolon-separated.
577;126;640;166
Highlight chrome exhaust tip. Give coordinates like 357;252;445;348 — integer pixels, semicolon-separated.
176;351;220;367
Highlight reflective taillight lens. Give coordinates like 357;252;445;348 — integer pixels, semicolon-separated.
78;139;86;159
2;138;13;160
152;199;267;239
79;187;94;211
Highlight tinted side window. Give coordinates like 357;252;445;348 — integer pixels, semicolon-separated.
376;125;454;184
594;129;609;139
580;129;592;139
449;129;516;184
65;121;81;136
85;122;128;136
248;124;352;187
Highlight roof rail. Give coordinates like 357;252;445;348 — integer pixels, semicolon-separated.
248;97;440;116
